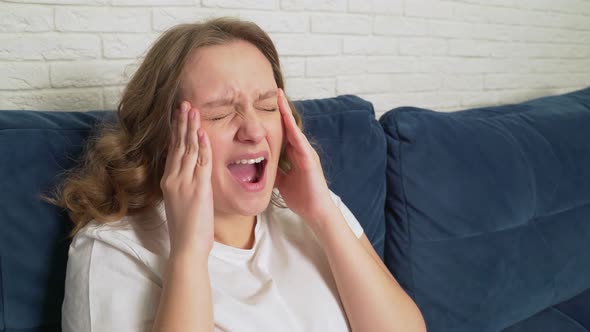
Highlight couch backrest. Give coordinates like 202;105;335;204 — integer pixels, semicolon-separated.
380;87;590;332
0;95;385;331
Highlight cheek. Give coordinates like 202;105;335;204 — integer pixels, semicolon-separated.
266;117;284;153
204;129;230;171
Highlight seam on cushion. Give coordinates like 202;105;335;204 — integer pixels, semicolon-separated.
530;221;558;305
530;200;590;223
517;114;564;218
414;222;529;244
392;114;417;300
414;200;590;244
550;306;590;332
484;118;538;219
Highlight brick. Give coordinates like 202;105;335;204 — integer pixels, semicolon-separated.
103;86;124;110
366;56;423;73
112;0;193;5
342;36;397;55
0;63;50;90
460;89;562;109
449;40;590;58
516;0;590;15
50;60;138;88
348;0;403;15
459;90;502;108
398;91;462;110
363;91;461;113
429;21;513;41
337;74;439;94
526;59;590;73
271;34;339;56
239;11;307;33
303;0;346;12
0;88;103;111
405;0;454;19
442;75;484;90
56;7;150;32
423;57;514;74
310;14;371;35
0;34;100;60
202;0;278;10
102;34;158;59
152;8;239;31
373;16;429;36
455;0;514;6
337;75;389;94
3;0;107;4
280;57;305;78
306;56;366;77
454;3;590;30
284;78;335;100
447;40;510;58
281;0;304;11
0;4;53;32
485;73;590;90
399;37;447;56
357;93;398;114
516;27;590;45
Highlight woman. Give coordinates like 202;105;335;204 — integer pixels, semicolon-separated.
54;17;426;331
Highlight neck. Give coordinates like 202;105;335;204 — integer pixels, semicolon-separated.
213;213;257;250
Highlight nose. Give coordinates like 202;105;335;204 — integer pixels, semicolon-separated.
235;110;266;143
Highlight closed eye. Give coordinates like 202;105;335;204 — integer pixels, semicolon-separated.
208;113;231;121
262;108;277;112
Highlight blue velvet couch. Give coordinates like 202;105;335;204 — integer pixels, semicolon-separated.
1;87;589;332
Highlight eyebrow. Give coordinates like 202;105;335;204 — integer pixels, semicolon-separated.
201;90;277;109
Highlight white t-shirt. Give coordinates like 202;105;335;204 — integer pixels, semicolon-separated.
61;191;364;332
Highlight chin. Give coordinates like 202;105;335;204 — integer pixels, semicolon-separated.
227;192;273;216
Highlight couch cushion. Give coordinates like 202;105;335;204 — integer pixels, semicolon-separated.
0;95;385;331
0;110;112;332
502;288;590;331
502;306;588;332
379;87;590;332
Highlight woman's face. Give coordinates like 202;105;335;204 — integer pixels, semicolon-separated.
180;40;283;219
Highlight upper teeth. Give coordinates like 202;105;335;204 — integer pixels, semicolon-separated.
232;157;265;165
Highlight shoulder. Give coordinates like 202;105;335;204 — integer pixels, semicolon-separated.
68;201;170;279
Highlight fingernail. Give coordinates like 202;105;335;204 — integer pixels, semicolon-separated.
181;103;188;113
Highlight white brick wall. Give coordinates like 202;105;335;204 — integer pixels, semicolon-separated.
1;0;589;115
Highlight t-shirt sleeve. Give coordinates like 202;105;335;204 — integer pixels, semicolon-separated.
329;190;364;239
62;230;161;332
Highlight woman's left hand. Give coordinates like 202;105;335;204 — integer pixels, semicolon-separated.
275;88;335;225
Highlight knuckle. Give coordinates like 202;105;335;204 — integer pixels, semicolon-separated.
160;179;172;191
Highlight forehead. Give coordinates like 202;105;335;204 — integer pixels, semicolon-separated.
181;40;276;102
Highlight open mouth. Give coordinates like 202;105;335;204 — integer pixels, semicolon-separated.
227;157;267;184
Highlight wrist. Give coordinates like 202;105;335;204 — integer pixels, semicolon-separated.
169;246;210;265
307;200;340;235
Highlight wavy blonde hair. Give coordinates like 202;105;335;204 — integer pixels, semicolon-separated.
43;17;302;236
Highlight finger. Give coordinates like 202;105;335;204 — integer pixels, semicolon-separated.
193;128;212;184
171;102;190;176
163;106;182;179
278;88;311;148
179;108;201;179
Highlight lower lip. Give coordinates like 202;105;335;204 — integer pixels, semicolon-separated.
229;161;267;193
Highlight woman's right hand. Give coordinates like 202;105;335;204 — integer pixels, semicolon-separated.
160;101;214;258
